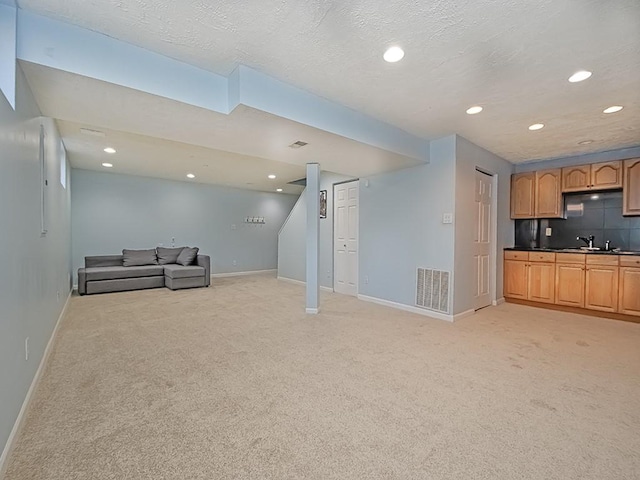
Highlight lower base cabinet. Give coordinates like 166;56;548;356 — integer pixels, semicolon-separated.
528;262;555;304
619;267;640;316
555;263;585;307
504;260;528;299
585;264;618;313
505;251;639;320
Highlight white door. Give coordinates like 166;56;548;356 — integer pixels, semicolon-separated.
474;169;493;310
334;181;359;296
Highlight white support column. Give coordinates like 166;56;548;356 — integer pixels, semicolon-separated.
306;163;320;314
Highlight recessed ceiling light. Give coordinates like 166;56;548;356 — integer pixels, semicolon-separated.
466;106;483;115
603;105;623;114
528;123;545;131
568;70;592;83
578;140;594;145
383;46;405;63
276;188;283;192
103;147;116;154
101;162;113;168
186;173;195;179
268;174;276;179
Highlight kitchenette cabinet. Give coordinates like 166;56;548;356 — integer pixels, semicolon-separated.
555;253;586;307
584;255;618;313
504;250;639;322
504;251;554;303
512;158;638;219
510;172;535;219
510;169;562;219
618;256;640;317
562;161;622;192
623;158;640;216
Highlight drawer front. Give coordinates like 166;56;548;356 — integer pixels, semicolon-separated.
586;255;619;266
556;253;586;264
529;252;556;263
504;250;528;261
619;256;640;268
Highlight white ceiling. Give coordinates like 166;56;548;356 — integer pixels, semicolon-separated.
21;62;420;191
15;0;640;188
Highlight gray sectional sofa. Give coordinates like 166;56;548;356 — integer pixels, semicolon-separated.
78;247;210;295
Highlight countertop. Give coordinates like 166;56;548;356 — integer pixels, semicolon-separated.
505;247;640;256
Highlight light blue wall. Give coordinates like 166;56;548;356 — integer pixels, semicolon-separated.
454;136;513;314
514;145;640;173
0;3;16;109
17;11;229;113
359;136;457;307
0;65;71;459
277;172;353;288
71;170;298;282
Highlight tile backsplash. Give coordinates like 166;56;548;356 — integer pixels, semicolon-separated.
515;190;640;251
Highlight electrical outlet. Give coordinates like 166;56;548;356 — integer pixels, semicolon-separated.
231;224;237;230
364;275;369;284
545;227;552;236
25;337;29;361
57;290;60;302
232;260;237;266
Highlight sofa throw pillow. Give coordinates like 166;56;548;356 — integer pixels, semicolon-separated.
156;246;185;265
122;249;158;267
176;247;199;266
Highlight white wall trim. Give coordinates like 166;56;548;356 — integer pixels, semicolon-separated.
0;291;72;477
357;294;455;323
492;297;506;306
453;309;476;321
277;275;333;292
305;308;319;314
211;269;276;278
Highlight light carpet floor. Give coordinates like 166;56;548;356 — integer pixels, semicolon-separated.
4;273;640;479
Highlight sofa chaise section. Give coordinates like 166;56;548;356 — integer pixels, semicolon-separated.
78;250;210;295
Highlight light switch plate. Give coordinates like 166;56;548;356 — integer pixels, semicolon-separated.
545;227;552;236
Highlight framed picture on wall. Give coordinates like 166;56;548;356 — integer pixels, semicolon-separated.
320;190;327;219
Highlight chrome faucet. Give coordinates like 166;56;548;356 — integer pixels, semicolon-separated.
577;235;595;248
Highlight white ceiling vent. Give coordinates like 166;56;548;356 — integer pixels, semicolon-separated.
289;140;308;149
416;268;450;314
79;127;106;137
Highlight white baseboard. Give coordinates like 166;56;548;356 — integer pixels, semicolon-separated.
0;291;72;477
277;276;334;292
453;309;476;321
492;297;506;306
357;294;456;323
211;269;276;278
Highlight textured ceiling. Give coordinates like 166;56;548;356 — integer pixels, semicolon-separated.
16;0;640;171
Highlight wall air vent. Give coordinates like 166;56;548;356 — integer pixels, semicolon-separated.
416;268;450;314
289;140;308;149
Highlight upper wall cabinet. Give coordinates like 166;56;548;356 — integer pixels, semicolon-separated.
562;161;622;192
535;169;563;218
623;158;640;216
511;172;535;218
511;169;563;219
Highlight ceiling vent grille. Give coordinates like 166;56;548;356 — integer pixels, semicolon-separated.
289;140;308;149
416;268;450;314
